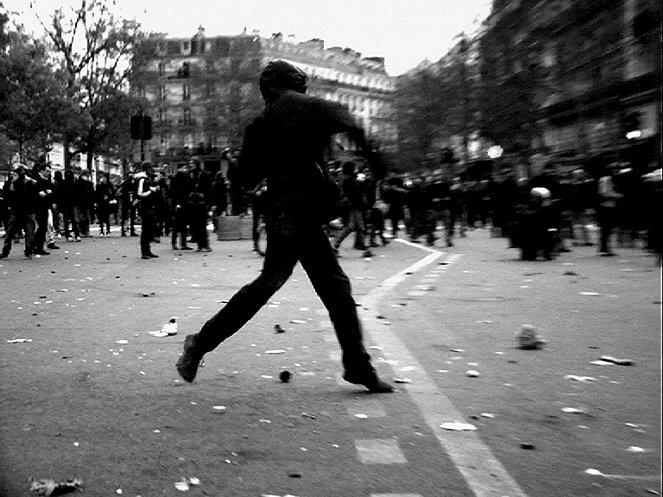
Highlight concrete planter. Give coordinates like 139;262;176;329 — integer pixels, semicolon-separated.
216;215;253;240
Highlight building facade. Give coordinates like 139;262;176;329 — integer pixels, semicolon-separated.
131;28;397;173
482;0;661;175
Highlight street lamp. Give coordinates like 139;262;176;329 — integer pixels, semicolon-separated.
487;145;503;159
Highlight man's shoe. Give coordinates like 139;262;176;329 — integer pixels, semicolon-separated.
47;243;60;250
147;253;159;258
24;253;32;260
176;334;203;383
180;246;193;250
34;250;50;256
196;247;212;252
343;372;394;393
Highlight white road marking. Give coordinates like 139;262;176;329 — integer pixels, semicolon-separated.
360;239;528;497
355;439;407;464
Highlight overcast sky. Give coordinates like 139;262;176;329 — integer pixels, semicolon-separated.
4;0;492;75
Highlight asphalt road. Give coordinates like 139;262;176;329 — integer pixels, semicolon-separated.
1;227;661;497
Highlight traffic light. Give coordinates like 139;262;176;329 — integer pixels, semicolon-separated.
130;115;152;140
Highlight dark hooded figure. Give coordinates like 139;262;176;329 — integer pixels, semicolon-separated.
176;59;393;393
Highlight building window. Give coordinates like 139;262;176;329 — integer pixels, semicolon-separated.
182;41;190;53
182;84;190;101
182;109;192;125
160;86;167;102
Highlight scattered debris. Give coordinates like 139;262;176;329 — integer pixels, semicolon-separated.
174;477;200;491
29;478;82;496
626;446;646;453
279;371;291;383
450;348;464;353
301;412;317;420
562;407;585;414
598;355;634;366
274;324;285;333
149;318;178;338
440;422;477;431
564;375;596;382
265;349;286;355
290;319;307;324
393;378;411;383
7;338;32;343
520;443;535;450
212;406;226;412
579;292;601;296
516;325;546;350
466;370;481;378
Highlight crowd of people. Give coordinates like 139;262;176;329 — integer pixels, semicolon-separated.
1;155;660;263
320;157;661;263
0;157;232;260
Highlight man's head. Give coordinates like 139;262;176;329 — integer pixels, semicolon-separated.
37;163;51;179
259;60;307;104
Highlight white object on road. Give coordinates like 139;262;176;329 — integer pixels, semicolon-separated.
564;375;596;382
440;422;478;431
150;318;178;337
516;324;546;350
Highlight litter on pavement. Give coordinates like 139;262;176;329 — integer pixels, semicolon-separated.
440;422;478;431
564;375;596;382
7;338;32;343
30;478;83;496
149;318;178;337
516;324;546;349
598;355;635;366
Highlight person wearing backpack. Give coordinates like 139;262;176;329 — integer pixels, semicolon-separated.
176;60;392;394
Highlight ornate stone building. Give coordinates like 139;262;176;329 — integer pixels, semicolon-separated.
131;28;397;173
482;0;661;174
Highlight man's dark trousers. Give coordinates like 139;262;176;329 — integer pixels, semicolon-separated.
194;212;375;377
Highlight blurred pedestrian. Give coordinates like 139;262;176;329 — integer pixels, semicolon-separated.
32;162;55;256
60;169;81;242
134;163;159;259
187;159;212;252
596;165;622;256
120;170;138;237
332;161;371;257
169;162;192;250
1;165;38;260
382;175;408;238
95;173;115;236
75;171;94;237
176;59;392;393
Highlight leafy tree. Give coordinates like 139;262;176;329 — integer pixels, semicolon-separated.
34;0;148;170
0;7;72;164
